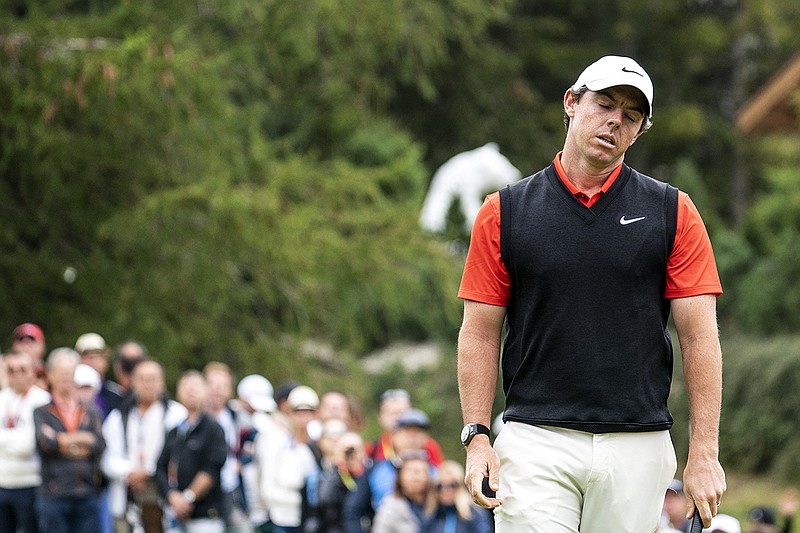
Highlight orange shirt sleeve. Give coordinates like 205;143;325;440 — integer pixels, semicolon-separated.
665;191;722;298
457;192;510;306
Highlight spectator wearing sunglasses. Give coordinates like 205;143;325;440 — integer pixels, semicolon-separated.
0;349;51;533
422;461;492;533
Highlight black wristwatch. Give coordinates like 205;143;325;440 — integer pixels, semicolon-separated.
461;423;491;447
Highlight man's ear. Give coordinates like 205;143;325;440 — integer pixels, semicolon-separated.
563;89;576;119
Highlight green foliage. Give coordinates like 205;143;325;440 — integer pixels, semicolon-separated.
669;331;800;485
93;153;462;374
719;334;800;482
1;1;470;370
722;134;800;333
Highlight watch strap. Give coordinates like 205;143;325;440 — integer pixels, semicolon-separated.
462;423;491;446
472;423;491;437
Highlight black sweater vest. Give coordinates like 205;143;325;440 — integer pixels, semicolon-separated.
499;163;678;433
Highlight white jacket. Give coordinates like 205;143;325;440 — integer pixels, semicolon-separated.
0;385;51;488
101;399;187;517
256;418;317;527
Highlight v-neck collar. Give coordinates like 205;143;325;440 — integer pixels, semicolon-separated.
544;163;631;225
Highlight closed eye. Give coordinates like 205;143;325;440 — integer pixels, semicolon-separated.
625;111;643;123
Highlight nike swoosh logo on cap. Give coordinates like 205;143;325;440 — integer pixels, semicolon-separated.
619;215;646;225
621;66;644;77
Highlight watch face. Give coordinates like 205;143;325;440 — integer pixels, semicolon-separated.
461;425;472;444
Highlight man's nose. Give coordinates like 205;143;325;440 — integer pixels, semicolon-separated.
607;109;623;129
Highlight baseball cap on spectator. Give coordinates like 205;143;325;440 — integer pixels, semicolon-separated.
667;479;684;495
705;513;741;533
572;55;654;118
395;408;430;430
237;374;277;413
13;323;44;343
287;385;319;411
75;332;107;354
749;506;776;525
74;363;101;391
380;388;411;403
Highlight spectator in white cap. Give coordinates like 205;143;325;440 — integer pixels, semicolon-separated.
74;363;102;406
238;374;277;418
75;334;120;533
236;374;278;530
287;385;319;446
75;333;123;419
704;513;741;533
255;384;318;533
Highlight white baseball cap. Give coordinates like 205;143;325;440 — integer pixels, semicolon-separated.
572;55;654;118
75;332;107;354
74;363;102;391
237;374;277;413
287;385;320;411
704;513;741;533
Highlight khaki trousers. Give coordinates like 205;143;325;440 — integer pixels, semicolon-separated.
493;422;677;533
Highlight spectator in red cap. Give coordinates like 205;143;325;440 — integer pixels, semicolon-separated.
12;324;45;359
11;323;48;390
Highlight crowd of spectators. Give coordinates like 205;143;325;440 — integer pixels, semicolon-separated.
0;323;493;533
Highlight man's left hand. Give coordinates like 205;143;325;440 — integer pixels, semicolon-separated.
683;456;726;528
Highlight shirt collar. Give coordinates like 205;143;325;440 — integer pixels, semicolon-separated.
553;151;622;207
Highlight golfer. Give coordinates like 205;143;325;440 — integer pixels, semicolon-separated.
457;55;726;532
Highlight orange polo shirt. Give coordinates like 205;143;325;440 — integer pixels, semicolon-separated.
458;154;722;305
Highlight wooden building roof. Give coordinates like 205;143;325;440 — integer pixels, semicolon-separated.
737;53;800;135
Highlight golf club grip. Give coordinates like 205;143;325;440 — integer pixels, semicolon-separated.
689;507;703;533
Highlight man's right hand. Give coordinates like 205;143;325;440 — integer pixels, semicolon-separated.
168;490;193;521
464;437;502;509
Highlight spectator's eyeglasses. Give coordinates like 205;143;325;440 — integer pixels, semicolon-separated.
6;366;30;374
436;482;459;491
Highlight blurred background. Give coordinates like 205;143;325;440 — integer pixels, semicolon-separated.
3;0;800;520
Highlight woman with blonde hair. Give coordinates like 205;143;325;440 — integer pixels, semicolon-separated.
422;460;492;533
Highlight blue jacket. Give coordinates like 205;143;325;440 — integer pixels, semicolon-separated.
422;504;493;533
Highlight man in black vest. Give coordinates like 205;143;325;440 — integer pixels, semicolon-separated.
457;55;726;532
